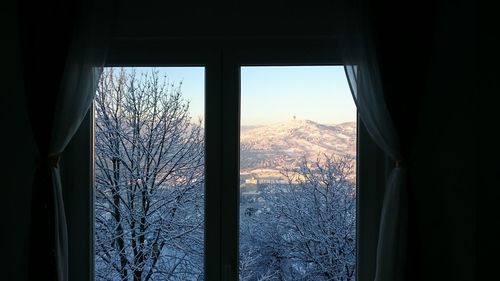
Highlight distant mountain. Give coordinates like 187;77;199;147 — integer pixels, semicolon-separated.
240;119;356;171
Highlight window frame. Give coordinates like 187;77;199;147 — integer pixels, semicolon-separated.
223;41;351;281
62;38;387;281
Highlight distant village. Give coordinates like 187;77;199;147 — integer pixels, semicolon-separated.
240;168;306;188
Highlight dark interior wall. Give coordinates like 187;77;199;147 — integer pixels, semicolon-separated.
0;1;37;280
111;0;344;40
410;1;476;280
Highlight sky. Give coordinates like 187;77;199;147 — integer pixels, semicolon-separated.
241;66;356;125
117;66;356;126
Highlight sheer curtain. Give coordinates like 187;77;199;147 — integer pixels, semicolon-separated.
342;7;407;281
18;1;109;280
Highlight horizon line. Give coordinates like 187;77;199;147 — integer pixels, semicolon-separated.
240;118;357;127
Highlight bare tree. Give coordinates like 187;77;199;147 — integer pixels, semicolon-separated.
240;155;356;281
94;68;204;281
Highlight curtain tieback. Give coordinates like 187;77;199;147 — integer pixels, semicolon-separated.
35;154;61;169
395;160;403;168
35;153;61;168
48;154;61;168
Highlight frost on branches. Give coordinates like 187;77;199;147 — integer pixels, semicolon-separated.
94;68;204;281
239;155;356;281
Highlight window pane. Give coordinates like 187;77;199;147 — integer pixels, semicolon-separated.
94;67;205;280
239;66;357;280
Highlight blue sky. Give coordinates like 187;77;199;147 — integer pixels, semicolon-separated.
122;66;356;126
241;66;356;125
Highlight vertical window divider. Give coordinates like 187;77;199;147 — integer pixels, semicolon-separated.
220;48;240;281
205;50;224;281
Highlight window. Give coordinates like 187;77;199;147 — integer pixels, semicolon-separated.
239;66;357;280
63;42;384;281
94;67;205;280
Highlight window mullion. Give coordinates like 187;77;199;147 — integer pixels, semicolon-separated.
220;50;240;281
205;53;224;281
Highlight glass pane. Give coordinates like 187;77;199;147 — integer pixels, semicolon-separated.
94;67;205;280
239;66;357;280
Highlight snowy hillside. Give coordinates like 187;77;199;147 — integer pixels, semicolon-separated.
240;119;356;171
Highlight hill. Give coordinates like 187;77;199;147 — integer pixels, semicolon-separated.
240;119;356;173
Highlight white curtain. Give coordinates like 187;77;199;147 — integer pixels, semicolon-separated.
49;66;104;281
342;17;407;281
46;2;108;280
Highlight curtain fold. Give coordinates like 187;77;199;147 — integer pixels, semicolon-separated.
342;11;407;281
49;66;104;281
374;167;407;281
19;0;109;279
